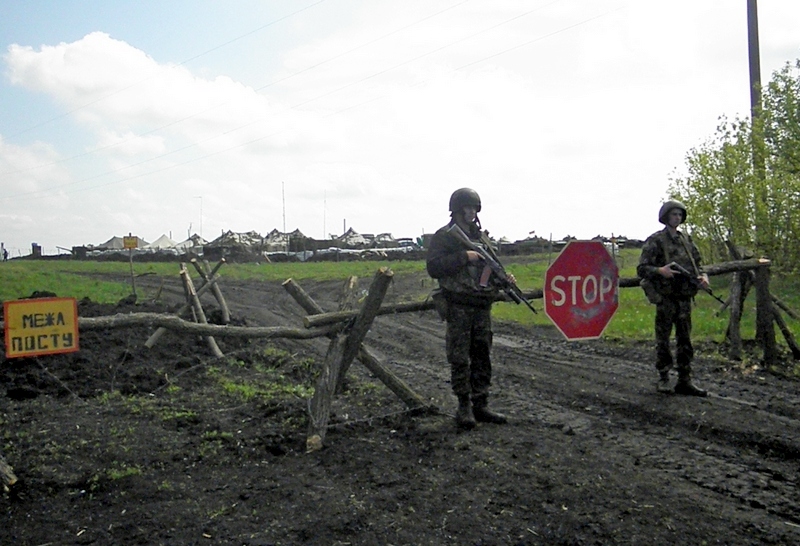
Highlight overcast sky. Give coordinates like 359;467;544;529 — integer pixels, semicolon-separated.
1;0;799;256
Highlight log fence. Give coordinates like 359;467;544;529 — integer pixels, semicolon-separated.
1;252;797;456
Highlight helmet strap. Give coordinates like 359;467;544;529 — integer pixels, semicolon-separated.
453;211;480;236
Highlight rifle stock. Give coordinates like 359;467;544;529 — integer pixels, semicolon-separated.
447;224;537;314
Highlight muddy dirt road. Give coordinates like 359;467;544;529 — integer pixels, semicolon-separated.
2;268;800;545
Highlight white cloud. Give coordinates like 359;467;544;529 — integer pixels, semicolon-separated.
1;1;799;255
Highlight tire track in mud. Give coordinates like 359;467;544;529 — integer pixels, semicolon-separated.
357;309;800;530
489;336;800;528
133;272;800;535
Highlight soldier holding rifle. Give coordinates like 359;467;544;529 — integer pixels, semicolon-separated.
426;188;514;430
637;200;710;397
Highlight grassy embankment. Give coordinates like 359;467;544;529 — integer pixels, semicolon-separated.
1;250;797;347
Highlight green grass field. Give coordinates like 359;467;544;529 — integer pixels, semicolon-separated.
1;249;797;346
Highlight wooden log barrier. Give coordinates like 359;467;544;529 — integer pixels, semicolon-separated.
306;267;394;452
724;244;800;360
1;314;337;340
145;259;226;348
191;258;230;324
78;313;338;339
180;265;224;358
303;259;772;329
281;279;428;411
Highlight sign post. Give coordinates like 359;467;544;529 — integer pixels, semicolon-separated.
544;241;619;340
123;233;138;296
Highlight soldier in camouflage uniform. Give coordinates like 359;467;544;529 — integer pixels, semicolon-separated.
637;200;709;396
426;188;510;429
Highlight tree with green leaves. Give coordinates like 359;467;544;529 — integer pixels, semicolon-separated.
669;60;800;272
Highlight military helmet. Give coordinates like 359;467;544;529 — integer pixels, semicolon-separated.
658;200;687;224
449;188;481;213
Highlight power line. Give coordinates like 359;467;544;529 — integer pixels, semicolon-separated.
1;2;622;204
0;0;466;179
2;0;331;143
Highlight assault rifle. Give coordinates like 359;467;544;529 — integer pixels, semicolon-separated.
447;224;537;314
667;261;726;305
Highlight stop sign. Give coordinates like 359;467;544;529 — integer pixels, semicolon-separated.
544;241;619;340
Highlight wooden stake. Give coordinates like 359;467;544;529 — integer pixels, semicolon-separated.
754;264;778;366
180;265;224;358
726;271;744;361
334;276;359;393
145;259;226;348
190;258;230;324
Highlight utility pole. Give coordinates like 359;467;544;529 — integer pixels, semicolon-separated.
747;0;762;122
747;0;764;177
747;0;766;250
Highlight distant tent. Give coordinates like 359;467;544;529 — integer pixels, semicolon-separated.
335;227;368;247
207;230;263;247
174;234;207;251
96;235;149;250
145;234;178;249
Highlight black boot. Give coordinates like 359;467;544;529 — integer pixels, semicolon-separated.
657;371;672;394
674;373;707;397
455;395;476;430
472;396;507;424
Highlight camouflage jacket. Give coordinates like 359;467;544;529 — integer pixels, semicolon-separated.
637;228;704;299
426;220;499;308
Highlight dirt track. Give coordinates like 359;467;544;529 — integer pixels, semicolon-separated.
2;267;800;545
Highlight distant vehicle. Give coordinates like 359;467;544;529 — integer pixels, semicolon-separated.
397;239;420;249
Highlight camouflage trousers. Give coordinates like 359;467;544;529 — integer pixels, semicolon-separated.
654;297;694;377
445;303;493;398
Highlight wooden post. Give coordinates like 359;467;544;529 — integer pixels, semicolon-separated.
723;242;751;360
181;267;199;323
129;248;136;297
204;258;230;323
190;258;230;324
180;265;224;358
145;259;226;348
306;267;394;451
726;271;744;361
335;276;359;393
337;275;361;312
337;268;394;384
754;263;778;366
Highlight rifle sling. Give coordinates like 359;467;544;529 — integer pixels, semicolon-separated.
677;231;701;277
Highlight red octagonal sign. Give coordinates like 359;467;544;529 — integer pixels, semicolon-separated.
544;241;619;340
